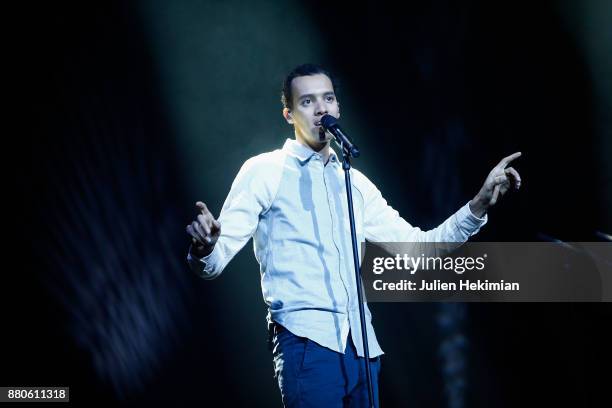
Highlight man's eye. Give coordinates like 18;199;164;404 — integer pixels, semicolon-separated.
302;99;311;106
326;96;335;102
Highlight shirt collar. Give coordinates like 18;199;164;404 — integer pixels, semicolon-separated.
282;138;341;167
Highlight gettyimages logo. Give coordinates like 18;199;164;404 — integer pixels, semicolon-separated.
372;253;488;275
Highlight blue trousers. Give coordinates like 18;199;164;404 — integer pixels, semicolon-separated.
271;325;381;407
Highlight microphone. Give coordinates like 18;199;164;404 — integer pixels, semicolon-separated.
320;114;360;158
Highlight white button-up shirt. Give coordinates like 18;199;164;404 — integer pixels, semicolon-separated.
187;138;487;357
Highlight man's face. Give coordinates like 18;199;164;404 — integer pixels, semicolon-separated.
283;73;340;149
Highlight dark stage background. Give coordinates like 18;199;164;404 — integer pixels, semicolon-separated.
5;0;612;406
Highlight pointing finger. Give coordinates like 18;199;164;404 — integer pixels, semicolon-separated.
497;152;522;169
196;201;210;215
197;213;212;227
196;215;211;236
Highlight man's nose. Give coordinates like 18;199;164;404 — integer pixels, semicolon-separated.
315;102;328;116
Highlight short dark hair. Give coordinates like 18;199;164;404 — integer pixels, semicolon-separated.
281;63;339;110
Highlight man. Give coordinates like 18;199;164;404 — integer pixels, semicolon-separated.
186;63;521;407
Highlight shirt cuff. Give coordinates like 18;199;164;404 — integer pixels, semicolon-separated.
187;244;221;275
466;201;488;223
457;201;488;235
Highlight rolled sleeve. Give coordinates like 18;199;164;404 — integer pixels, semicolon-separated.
456;201;488;237
186;245;223;280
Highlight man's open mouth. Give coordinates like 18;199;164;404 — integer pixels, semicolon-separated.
318;127;326;140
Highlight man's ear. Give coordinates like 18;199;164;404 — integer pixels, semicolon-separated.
283;107;294;124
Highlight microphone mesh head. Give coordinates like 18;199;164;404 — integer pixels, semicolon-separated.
321;114;338;128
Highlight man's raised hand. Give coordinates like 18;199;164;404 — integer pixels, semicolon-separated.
469;152;522;217
186;201;221;258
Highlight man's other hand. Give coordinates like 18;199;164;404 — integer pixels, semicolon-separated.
185;201;221;258
470;152;522;217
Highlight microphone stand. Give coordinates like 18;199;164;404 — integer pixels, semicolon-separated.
337;139;375;408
